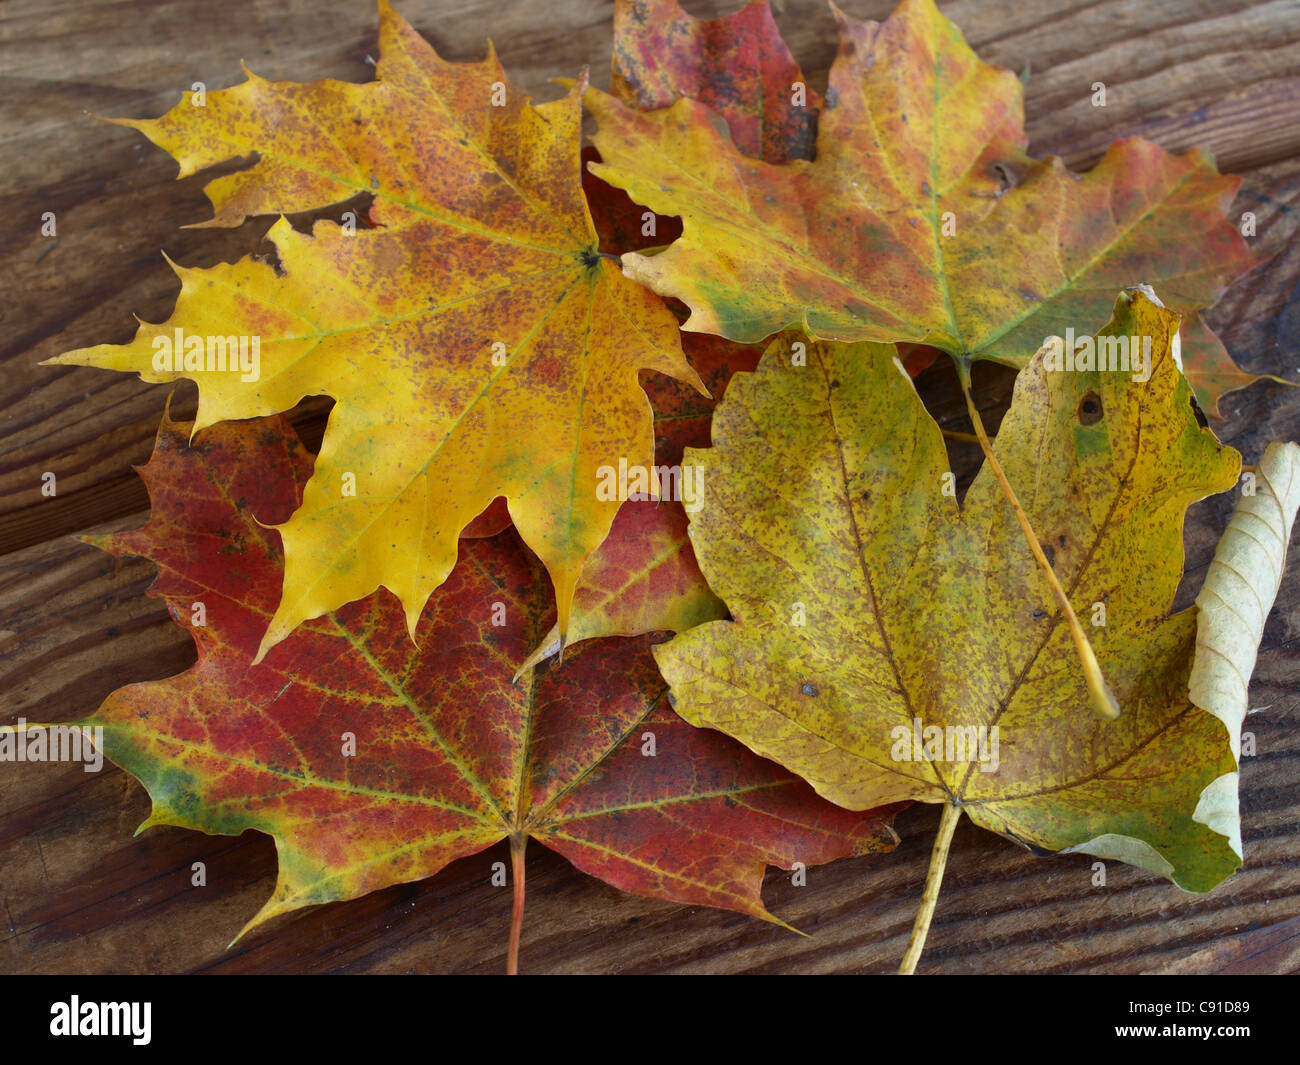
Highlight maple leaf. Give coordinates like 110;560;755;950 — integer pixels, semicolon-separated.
586;0;1286;414
47;0;705;659
652;290;1298;969
611;0;820;165
75;412;900;972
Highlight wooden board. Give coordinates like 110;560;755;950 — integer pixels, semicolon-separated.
1;0;1298;975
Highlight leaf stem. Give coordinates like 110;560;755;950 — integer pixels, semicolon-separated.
507;834;526;975
957;361;1119;719
898;801;962;975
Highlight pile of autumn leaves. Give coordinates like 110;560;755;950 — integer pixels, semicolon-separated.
49;0;1300;973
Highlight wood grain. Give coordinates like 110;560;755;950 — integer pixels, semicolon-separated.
1;0;1298;974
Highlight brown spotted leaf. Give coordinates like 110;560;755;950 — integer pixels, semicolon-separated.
655;291;1271;891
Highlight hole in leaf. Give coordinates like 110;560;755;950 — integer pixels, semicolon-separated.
1078;391;1103;425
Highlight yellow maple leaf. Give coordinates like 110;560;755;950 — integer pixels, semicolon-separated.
49;1;704;658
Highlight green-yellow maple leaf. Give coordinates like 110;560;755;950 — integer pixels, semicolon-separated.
653;290;1297;969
